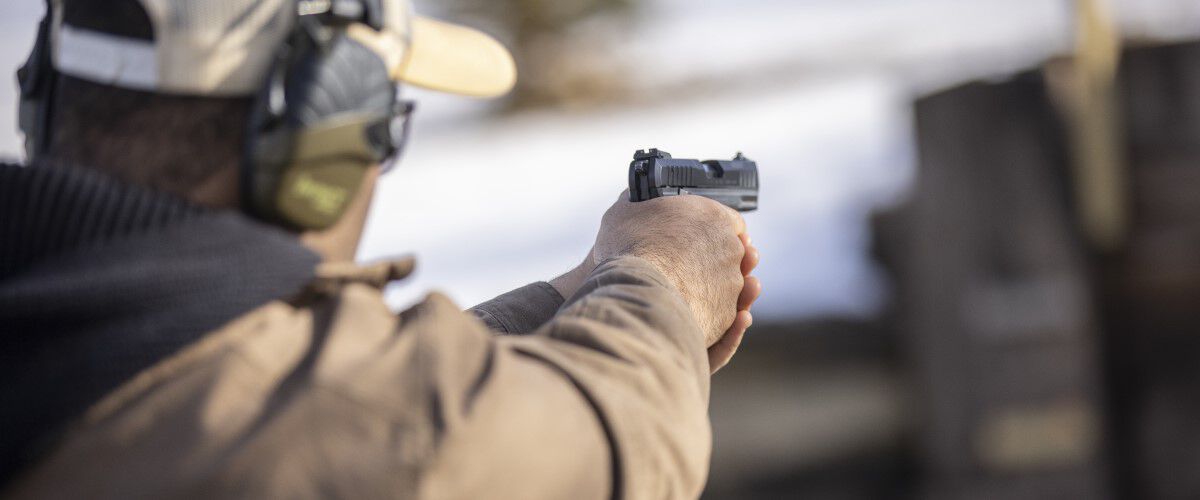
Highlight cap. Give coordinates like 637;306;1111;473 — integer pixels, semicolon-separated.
48;0;516;98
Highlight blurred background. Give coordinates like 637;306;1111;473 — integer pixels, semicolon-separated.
5;0;1200;498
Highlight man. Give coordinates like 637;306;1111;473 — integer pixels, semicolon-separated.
0;0;761;498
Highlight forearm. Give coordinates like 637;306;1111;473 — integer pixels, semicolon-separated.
502;256;713;498
424;256;712;499
467;252;595;334
468;281;563;334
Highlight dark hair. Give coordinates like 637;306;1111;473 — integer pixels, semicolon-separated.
47;75;252;198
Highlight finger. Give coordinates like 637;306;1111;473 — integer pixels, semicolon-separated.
708;310;752;374
708;329;743;374
740;244;759;275
737;275;762;311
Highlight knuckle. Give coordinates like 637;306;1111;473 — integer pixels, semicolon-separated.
725;234;744;257
698;196;723;213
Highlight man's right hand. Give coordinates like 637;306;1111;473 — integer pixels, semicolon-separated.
591;191;761;371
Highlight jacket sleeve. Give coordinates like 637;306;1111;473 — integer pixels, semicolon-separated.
467;281;564;334
412;256;712;500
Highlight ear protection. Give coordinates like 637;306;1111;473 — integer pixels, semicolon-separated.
17;0;413;231
16;6;56;160
244;2;414;230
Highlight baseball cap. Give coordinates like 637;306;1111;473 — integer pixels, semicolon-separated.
47;0;516;98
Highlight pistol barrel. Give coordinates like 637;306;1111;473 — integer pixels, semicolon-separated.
628;149;759;211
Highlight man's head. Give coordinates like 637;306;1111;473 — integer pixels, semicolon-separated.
21;0;516;259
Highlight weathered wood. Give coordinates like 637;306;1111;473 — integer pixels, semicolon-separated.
1100;40;1200;500
881;39;1200;500
890;71;1110;499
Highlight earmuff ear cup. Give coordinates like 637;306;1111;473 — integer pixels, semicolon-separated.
17;10;57;160
282;34;396;128
243;26;397;230
272;113;391;229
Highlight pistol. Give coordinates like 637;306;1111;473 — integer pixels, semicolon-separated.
628;148;758;211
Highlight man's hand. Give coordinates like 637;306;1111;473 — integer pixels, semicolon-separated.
553;191;761;373
707;232;760;373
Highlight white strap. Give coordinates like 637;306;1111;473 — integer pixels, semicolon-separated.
54;25;158;91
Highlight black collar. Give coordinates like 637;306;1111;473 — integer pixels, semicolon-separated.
0;161;207;279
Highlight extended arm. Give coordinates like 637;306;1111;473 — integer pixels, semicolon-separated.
417;256;710;499
417;192;759;499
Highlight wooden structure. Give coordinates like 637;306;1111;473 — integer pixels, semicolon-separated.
879;39;1200;500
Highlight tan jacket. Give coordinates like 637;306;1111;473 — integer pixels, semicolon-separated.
6;256;712;499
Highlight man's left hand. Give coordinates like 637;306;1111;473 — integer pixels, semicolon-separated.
550;229;761;374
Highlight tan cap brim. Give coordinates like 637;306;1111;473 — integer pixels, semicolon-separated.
395;16;516;98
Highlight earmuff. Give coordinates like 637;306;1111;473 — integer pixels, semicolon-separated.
16;3;56;160
243;1;412;230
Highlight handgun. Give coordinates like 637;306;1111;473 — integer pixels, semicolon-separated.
628;148;758;211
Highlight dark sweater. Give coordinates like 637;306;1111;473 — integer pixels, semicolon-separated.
0;162;320;484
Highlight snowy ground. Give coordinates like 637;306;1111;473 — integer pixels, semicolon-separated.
2;0;1198;321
